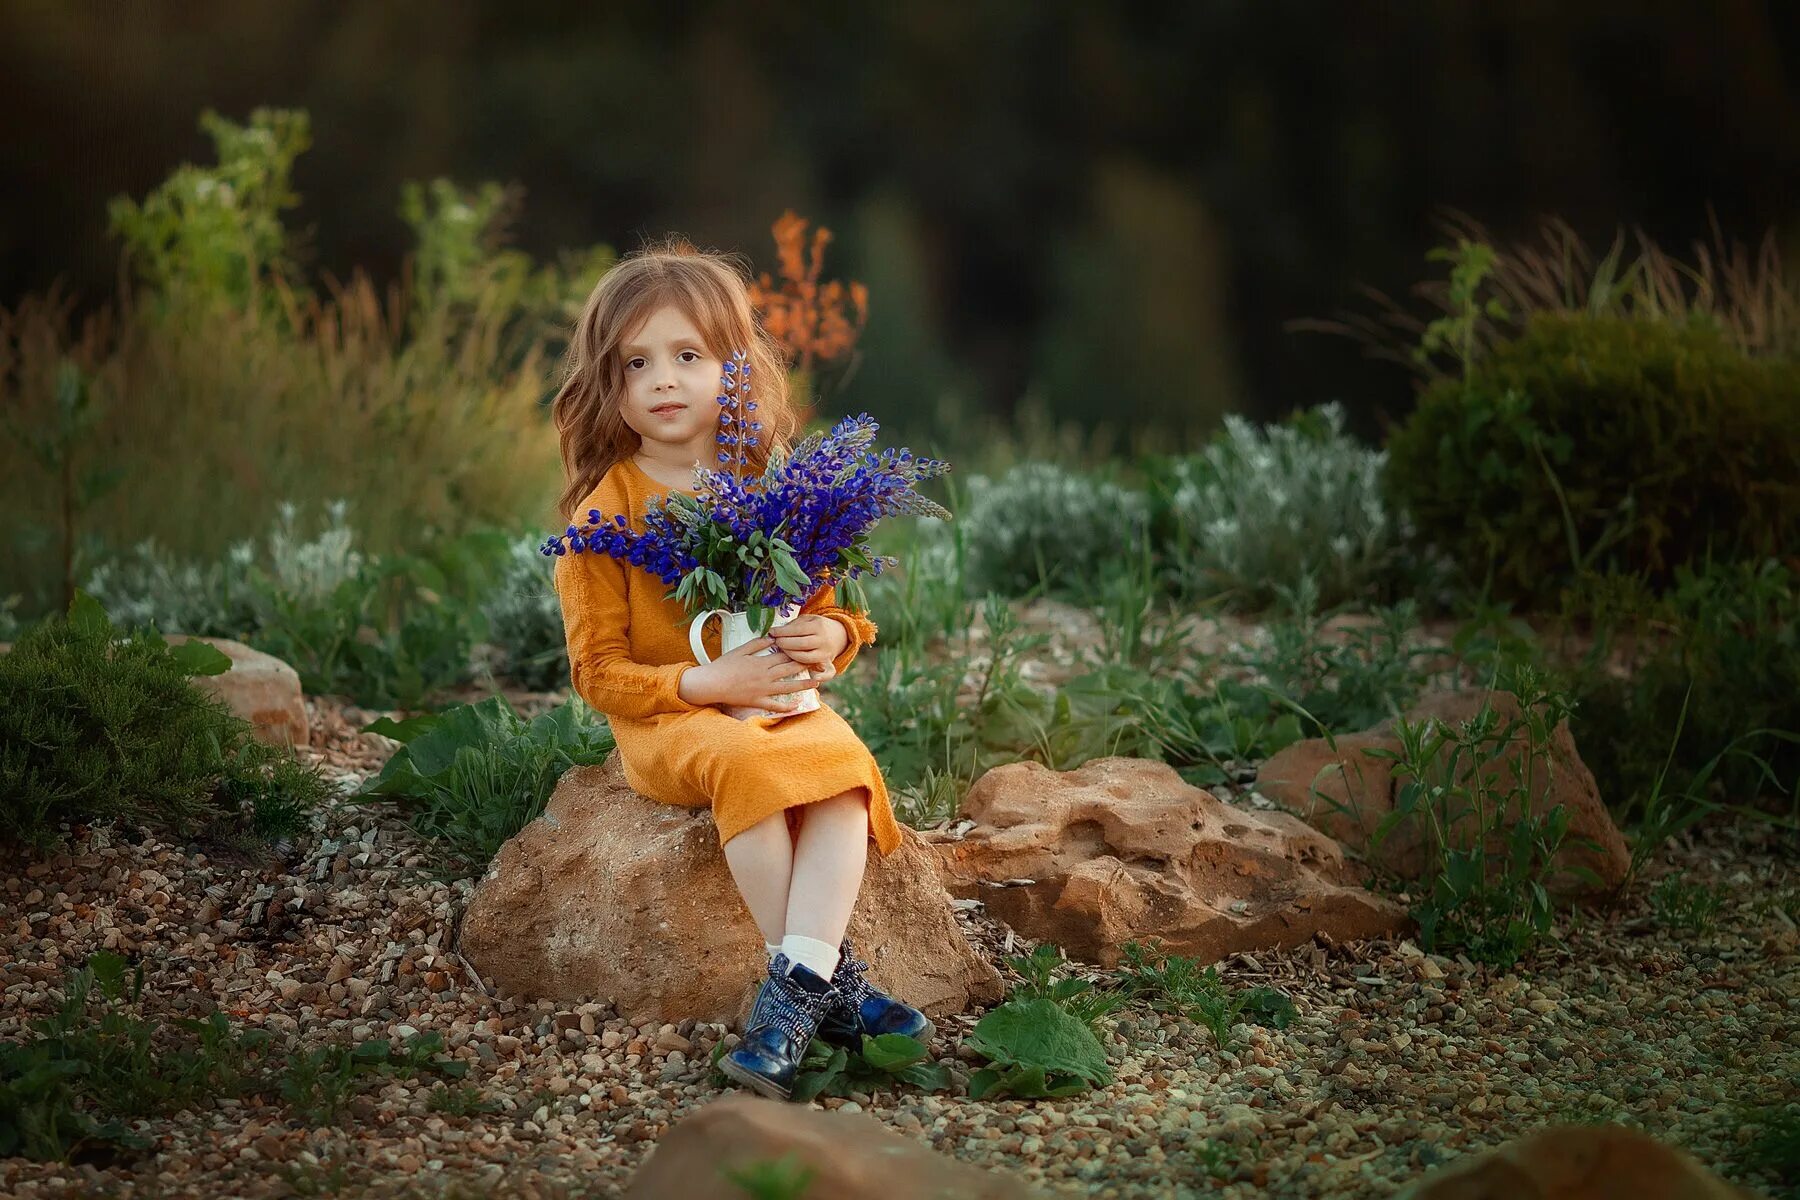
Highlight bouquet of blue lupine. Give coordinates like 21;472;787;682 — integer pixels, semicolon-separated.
541;351;952;636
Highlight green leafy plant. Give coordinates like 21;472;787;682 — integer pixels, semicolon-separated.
1552;559;1800;862
352;693;616;870
1415;238;1511;377
424;1081;503;1117
399;176;614;374
0;590;335;854
0;951;278;1163
277;1031;468;1128
107;107;310;314
1004;943;1127;1029
722;1151;818;1200
2;361;124;614
1735;1100;1800;1200
248;524;508;710
833;592;1051;825
1113;941;1296;1052
861;515;973;651
1234;591;1441;738
1648;877;1724;935
85;502;516;710
790;1034;950;1103
1290;662;1604;968
962;999;1112;1100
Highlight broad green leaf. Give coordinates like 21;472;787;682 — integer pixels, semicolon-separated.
965;998;1111;1087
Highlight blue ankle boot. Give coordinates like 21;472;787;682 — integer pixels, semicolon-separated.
719;952;839;1101
815;937;936;1050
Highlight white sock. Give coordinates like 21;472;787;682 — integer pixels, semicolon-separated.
764;941;782;960
780;934;840;981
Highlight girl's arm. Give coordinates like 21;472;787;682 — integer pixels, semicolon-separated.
801;583;878;678
554;548;705;721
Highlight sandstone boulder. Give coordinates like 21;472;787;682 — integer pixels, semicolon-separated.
1255;689;1629;895
164;634;308;748
928;757;1410;967
1397;1122;1756;1199
626;1093;1043;1200
458;754;1002;1026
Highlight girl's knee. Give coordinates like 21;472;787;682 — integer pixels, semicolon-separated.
824;787;870;815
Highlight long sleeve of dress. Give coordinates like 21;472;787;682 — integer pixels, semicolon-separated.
555;549;703;722
802;583;879;678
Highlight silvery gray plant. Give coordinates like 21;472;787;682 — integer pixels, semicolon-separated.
1157;402;1444;612
958;461;1152;600
82;499;365;636
264;499;364;605
482;536;571;691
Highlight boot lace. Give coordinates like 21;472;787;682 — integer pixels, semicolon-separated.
831;946;876;1010
755;955;836;1050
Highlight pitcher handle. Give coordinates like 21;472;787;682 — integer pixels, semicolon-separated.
688;608;726;665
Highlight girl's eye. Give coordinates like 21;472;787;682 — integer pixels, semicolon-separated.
679;350;700;363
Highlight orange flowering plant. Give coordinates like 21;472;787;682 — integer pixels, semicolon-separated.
748;210;869;424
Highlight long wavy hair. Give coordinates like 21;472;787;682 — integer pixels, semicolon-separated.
552;236;798;522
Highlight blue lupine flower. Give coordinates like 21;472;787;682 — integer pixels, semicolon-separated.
539;406;951;616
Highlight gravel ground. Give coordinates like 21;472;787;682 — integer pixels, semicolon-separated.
2;693;1796;1200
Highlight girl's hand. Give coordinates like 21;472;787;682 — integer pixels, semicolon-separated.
768;615;849;667
682;637;835;711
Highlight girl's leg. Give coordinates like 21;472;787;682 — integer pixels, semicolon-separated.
720;810;795;947
782;789;871;949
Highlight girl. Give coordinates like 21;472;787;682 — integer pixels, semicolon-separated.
549;237;933;1101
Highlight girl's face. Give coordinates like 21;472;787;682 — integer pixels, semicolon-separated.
618;303;723;469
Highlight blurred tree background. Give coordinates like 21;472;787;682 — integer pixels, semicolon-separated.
2;0;1797;448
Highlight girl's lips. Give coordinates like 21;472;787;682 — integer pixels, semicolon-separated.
651;404;685;415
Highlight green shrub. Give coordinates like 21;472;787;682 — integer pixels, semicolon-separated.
1152;402;1449;612
3;107;597;618
957;462;1151;600
351;693;615;871
479;537;570;691
86;502;516;709
81;535;264;639
81;497;364;639
1386;312;1800;606
0;591;335;855
1546;559;1799;883
243;522;510;711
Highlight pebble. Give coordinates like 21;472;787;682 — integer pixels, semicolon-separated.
0;696;1792;1200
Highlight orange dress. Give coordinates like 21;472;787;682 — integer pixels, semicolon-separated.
552;456;903;857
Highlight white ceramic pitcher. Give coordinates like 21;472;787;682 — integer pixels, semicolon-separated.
688;602;821;721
